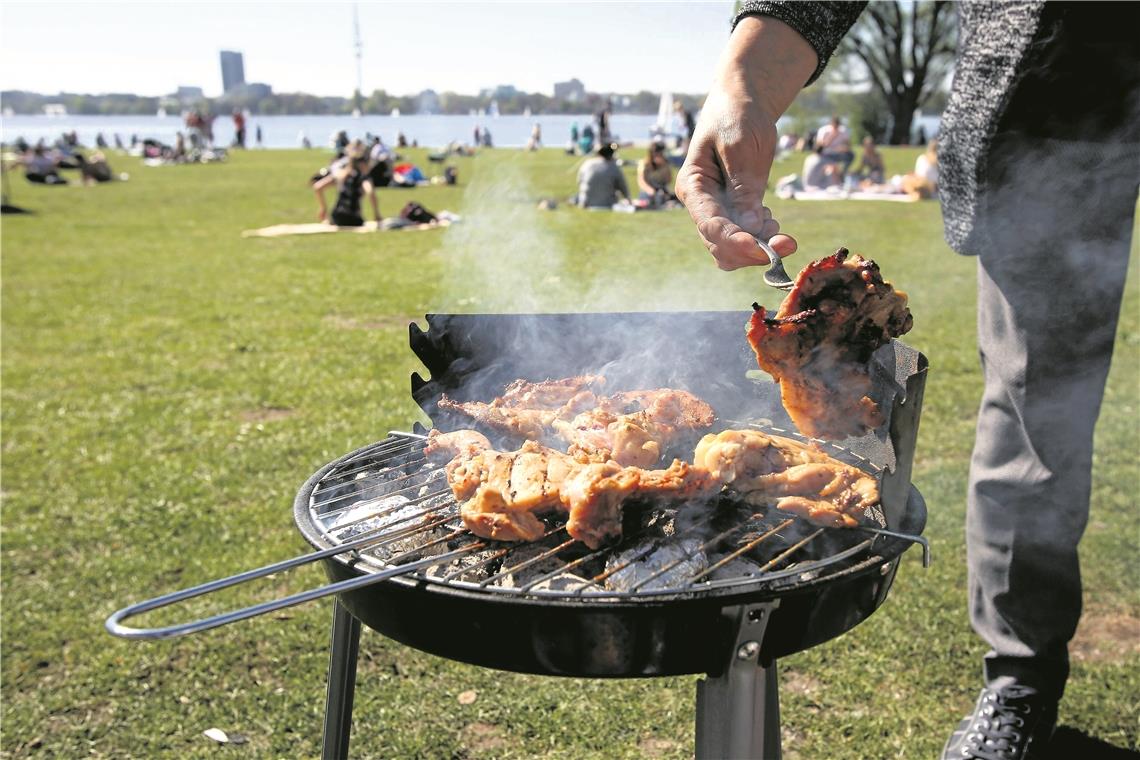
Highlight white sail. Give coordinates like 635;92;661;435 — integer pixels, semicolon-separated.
489;100;500;118
655;91;674;132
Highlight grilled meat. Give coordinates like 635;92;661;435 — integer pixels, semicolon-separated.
748;248;913;440
694;429;879;527
439;434;708;548
424;429;492;461
436;376;604;442
439;379;716;467
497;375;606;408
553;388;716;467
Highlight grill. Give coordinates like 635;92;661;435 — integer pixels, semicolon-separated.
106;311;929;760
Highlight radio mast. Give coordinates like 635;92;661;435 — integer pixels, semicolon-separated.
352;4;363;115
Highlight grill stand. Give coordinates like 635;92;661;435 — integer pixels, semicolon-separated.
322;601;361;760
695;600;782;759
319;599;785;760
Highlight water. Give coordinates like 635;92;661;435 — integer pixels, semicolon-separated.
2;113;678;150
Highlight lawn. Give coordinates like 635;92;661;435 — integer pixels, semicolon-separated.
2;144;1137;759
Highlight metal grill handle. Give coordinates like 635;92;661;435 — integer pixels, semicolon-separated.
104;539;470;640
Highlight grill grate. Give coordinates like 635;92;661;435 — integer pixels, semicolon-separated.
306;428;901;601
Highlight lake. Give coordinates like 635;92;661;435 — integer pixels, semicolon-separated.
2;113;679;150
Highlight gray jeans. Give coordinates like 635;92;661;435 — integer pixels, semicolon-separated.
966;139;1137;700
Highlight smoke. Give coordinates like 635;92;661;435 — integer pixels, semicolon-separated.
431;151;758;411
437;152;568;314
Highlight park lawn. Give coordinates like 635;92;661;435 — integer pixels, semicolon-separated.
1;145;1137;759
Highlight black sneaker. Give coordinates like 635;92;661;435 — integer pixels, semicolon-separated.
941;686;1058;760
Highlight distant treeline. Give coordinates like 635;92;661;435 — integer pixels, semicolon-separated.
0;89;705;116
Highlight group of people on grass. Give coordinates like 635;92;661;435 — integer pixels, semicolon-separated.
571;140;680;211
776;115;940;200
10;137;120;186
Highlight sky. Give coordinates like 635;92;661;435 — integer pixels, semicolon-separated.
0;2;738;98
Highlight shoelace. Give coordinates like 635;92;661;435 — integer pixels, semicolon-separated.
959;690;1034;760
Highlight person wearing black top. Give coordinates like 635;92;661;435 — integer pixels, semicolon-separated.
313;148;381;227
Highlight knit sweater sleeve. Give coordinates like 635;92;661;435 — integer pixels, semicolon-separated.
733;1;867;85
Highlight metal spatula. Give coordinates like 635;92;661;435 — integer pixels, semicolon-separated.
756;236;794;291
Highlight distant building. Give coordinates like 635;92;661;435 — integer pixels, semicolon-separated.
480;84;519;101
175;86;204;104
219;50;245;93
417;89;440;115
553;78;585;103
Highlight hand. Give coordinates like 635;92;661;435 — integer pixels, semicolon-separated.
675;16;817;271
676;84;796;271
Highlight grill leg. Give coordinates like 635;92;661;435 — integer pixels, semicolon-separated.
695;602;781;760
321;600;361;760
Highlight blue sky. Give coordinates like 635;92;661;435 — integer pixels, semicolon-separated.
1;2;737;97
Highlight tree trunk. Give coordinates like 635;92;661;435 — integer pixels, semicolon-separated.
889;110;914;145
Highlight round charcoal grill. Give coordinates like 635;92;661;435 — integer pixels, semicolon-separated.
106;311;930;760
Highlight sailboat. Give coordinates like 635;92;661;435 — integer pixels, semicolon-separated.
652;91;674;140
523;106;531;118
390;107;400;117
488;100;500;118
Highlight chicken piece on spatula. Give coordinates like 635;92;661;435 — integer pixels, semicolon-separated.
747;248;913;440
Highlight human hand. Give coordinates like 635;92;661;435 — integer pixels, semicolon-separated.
675;16;816;271
676;90;796;270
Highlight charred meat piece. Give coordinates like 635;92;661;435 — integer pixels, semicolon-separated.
694;429;879;528
439;433;708;548
747;248;913;440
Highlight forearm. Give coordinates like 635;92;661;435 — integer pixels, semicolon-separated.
716;17;819;122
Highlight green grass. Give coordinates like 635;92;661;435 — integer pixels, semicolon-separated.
2;145;1137;759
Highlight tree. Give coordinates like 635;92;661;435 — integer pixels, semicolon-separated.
838;0;956;144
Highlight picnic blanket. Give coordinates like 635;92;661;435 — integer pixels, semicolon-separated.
785;189;920;203
241;217;455;238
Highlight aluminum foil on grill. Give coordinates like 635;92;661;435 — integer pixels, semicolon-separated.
604;537;707;592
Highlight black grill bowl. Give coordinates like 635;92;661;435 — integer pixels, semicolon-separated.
294;443;927;678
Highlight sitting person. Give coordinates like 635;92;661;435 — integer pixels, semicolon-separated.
313;147;381;227
901;139;939;199
368;137;393;187
574;143;630;208
636;142;678;207
577;124;596;156
801;147;837;190
22;146;66;184
76;151;115;184
816;116;854;176
854;136;886;184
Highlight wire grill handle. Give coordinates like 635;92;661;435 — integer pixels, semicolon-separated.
104;537;470;640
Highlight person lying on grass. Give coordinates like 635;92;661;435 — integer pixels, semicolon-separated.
313;146;381;227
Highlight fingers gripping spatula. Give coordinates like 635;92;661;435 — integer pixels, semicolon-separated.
756;236;794;291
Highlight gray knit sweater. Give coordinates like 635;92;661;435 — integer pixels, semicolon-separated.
734;1;1049;254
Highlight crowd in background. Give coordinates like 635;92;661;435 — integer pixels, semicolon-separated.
776;116;940;200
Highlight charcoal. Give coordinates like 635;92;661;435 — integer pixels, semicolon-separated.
493;544;588;590
604;538;707;592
